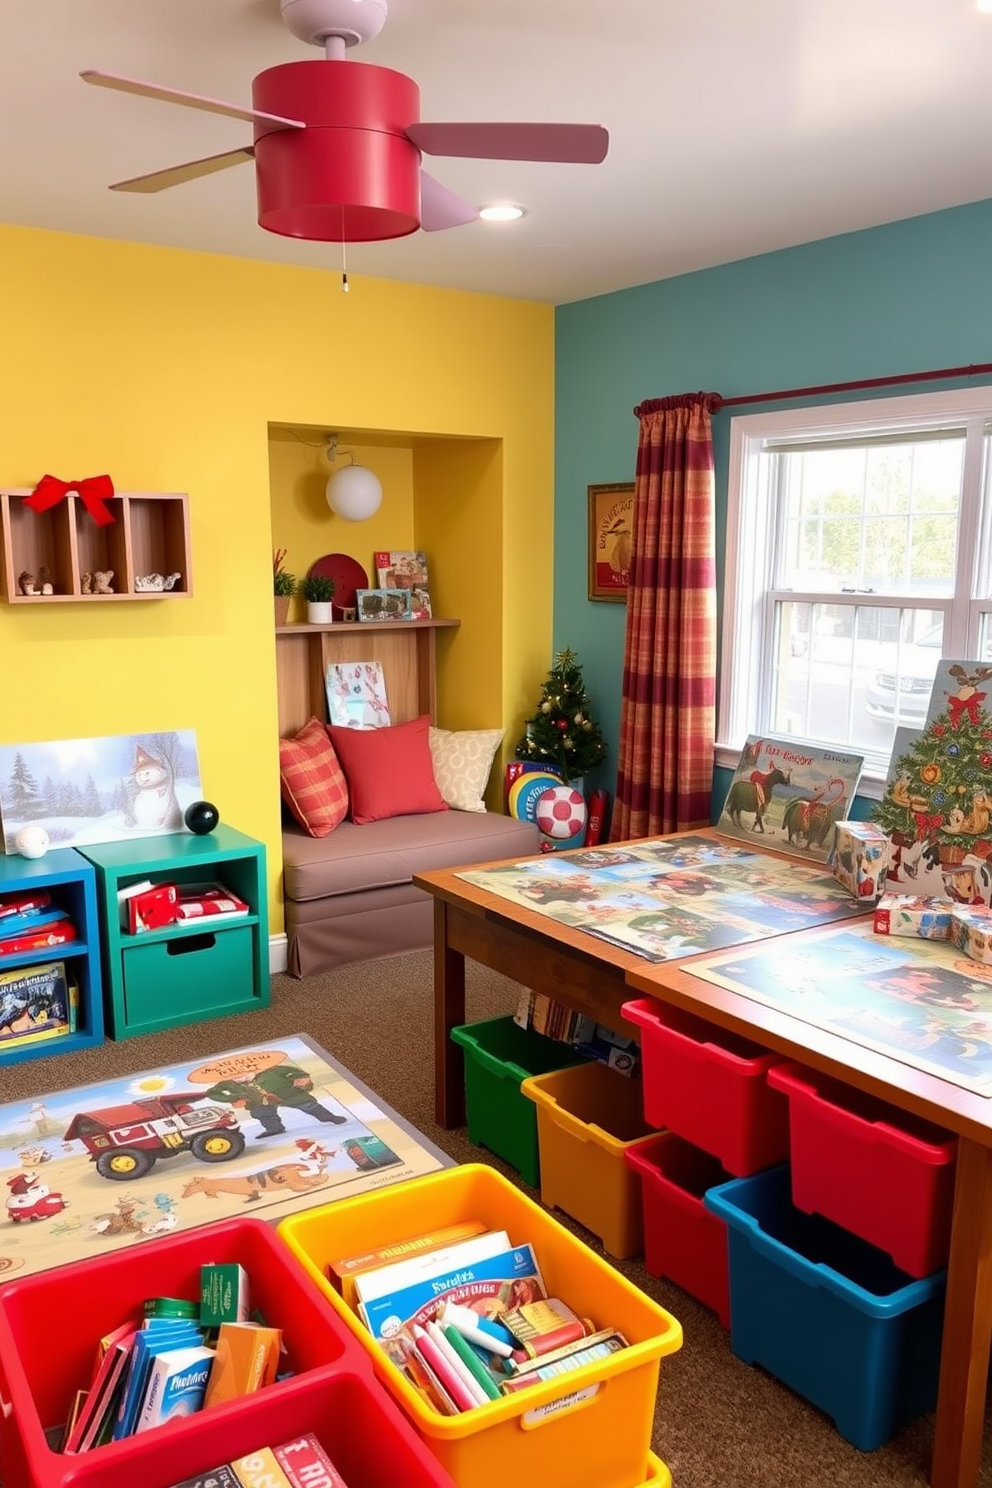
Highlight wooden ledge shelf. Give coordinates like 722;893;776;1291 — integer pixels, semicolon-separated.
276;618;460;735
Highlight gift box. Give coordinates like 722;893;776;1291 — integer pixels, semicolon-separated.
830;822;889;903
950;904;992;964
127;883;179;935
874;894;956;940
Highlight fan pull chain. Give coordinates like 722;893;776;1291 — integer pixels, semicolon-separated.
341;232;349;294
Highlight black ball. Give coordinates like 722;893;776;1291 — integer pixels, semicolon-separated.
185;800;220;835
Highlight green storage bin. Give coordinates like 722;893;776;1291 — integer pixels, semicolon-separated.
121;923;256;1033
450;1015;589;1186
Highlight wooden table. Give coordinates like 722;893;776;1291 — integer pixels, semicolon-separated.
415;843;992;1488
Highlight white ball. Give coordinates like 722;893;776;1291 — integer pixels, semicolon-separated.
536;785;587;841
15;825;50;859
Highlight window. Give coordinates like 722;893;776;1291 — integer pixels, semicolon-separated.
720;387;992;787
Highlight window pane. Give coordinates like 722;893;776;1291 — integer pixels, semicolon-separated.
774;436;963;596
769;602;944;756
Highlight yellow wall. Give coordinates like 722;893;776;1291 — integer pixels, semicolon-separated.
0;224;554;935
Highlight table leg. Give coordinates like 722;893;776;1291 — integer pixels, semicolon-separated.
433;898;466;1128
931;1136;992;1488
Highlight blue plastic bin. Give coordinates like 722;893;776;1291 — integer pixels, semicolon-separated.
704;1165;946;1451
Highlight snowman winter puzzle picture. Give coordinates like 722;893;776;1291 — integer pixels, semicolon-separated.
0;731;203;852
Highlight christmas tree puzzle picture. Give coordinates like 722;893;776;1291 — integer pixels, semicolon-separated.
872;660;992;903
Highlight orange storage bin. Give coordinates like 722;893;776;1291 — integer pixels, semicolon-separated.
521;1060;657;1258
278;1163;683;1488
0;1217;371;1488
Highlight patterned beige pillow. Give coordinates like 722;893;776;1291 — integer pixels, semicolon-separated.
429;727;505;812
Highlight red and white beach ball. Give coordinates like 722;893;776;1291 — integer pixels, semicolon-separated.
536;784;587;842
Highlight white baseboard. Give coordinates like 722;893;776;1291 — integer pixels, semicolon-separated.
268;933;288;975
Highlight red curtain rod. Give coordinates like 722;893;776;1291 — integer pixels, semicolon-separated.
713;361;992;411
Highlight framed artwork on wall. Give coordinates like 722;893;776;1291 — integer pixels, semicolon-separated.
0;731;203;852
588;482;634;602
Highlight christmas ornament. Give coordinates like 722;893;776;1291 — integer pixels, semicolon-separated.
14;825;50;859
185;801;220;836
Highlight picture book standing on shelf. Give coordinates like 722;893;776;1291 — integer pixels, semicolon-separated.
374;551;431;619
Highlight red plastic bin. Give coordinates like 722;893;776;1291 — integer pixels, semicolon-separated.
622;998;790;1176
23;1370;457;1488
624;1132;733;1328
767;1061;957;1277
0;1217;373;1488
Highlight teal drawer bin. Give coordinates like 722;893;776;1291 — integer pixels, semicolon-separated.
450;1016;589;1186
121;923;257;1033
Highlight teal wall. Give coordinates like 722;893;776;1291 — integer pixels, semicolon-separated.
554;197;992;815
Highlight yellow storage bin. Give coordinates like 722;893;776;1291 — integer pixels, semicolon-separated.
639;1454;672;1488
521;1061;658;1258
278;1163;682;1488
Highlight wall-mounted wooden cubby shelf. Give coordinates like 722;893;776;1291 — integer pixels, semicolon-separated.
0;488;193;603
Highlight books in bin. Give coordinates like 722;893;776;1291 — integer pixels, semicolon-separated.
0;901;76;956
0;960;77;1046
373;549;432;619
166;1433;349;1488
176;883;251;924
357;1230;546;1343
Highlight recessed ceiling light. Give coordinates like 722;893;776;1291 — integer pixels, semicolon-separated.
479;204;527;222
978;1;992;13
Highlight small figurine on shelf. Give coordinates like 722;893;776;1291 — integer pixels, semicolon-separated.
81;572;92;594
92;570;115;594
17;569;53;596
135;572;181;593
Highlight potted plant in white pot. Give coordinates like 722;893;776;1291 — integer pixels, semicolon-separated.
302;572;336;624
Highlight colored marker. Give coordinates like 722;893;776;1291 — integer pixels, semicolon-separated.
438;1302;515;1357
411;1325;477;1413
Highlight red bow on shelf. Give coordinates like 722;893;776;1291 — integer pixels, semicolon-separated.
23;473;116;528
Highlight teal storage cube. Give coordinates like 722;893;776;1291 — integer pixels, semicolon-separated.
704;1165;946;1451
450;1016;588;1186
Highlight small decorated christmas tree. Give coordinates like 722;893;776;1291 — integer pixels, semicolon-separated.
872;662;992;866
514;648;608;780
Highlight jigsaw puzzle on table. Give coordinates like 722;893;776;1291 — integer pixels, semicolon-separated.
0;1034;450;1281
691;918;992;1095
456;834;866;962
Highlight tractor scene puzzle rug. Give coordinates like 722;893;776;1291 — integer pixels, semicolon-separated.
457;834;867;963
690;918;992;1095
0;1034;451;1281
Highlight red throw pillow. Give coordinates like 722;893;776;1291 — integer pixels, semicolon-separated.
326;714;449;825
279;717;349;837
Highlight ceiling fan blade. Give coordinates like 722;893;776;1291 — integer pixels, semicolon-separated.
406;122;608;165
80;69;304;130
419;171;479;232
109;148;255;194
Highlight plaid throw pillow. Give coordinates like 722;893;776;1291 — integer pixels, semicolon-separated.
279;717;349;837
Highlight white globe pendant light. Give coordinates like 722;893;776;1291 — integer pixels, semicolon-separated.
325;436;383;521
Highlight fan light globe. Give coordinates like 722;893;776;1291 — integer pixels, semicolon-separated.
326;465;383;521
280;0;387;48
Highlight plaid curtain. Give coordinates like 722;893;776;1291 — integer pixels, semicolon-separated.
610;394;718;841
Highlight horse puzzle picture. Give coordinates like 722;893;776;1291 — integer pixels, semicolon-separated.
717;735;865;862
0;1035;449;1281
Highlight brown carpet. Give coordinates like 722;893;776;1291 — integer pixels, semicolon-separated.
3;950;991;1488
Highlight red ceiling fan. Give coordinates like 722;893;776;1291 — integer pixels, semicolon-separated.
81;0;609;244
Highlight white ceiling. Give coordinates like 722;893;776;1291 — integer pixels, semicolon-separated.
5;0;992;305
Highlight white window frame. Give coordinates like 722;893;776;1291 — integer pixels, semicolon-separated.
719;386;992;795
